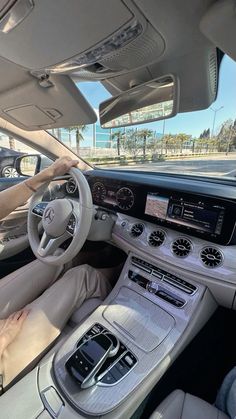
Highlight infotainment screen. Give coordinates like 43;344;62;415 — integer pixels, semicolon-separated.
145;192;225;236
145;194;169;220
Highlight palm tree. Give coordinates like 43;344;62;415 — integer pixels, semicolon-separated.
69;125;87;154
175;133;190;154
111;130;123;156
122;128;142;158
137;129;153;159
162;134;173;155
192;138;196;154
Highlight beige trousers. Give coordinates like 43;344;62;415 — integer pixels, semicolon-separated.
1;264;111;387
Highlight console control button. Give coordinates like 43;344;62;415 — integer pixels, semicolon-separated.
156;290;185;308
100;372;116;384
128;270;149;289
72;324;137;386
115;359;130;376
152;271;162;279
146;281;159;294
108;365;123;381
123;353;137;367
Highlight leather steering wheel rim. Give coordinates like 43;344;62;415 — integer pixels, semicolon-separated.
28;167;93;266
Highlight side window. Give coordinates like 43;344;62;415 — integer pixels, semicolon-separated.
0;132;51;179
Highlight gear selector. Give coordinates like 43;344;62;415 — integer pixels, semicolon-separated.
65;324;136;389
66;330;119;389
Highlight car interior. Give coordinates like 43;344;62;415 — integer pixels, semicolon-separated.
0;0;236;418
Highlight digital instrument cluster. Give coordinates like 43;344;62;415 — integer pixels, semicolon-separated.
91;181;135;211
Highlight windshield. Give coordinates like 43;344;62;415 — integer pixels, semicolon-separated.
50;55;236;180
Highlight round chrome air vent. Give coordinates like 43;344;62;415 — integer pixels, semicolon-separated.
200;247;223;268
66;178;77;194
172;237;192;258
130;223;144;238
148;230;165;247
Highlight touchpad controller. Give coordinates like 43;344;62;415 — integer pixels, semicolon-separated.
65;324;137;388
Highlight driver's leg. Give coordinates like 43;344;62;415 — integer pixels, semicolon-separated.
0;259;62;319
2;264;111;387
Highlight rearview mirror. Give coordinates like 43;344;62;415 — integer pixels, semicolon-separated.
99;75;179;128
15;154;53;176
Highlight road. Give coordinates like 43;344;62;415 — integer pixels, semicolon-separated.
111;154;236;177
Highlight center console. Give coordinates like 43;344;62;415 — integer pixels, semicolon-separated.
0;253;217;419
66;323;137;388
37;252;214;418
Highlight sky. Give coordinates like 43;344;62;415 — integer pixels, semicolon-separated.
78;55;236;138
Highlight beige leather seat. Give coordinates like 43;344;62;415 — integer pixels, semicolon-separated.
149;389;229;419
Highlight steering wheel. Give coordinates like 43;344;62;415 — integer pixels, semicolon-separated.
28;167;93;266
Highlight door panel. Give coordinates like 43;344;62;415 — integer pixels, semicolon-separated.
0;177;30;260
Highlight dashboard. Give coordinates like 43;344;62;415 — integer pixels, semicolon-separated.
44;169;236;302
85;170;236;246
49;170;236;247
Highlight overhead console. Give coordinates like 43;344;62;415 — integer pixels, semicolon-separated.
0;0;164;74
86;171;236;245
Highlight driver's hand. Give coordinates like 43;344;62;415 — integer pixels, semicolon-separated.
0;309;29;352
47;156;79;179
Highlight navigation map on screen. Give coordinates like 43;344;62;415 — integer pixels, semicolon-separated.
145;194;169;219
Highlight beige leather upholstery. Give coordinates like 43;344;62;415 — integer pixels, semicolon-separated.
0;259;62;319
1;265;110;387
150;390;229;419
70;297;102;324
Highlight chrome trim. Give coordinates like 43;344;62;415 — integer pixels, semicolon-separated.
171;236;193;258
199;245;224;269
41;387;64;418
162;276;197;296
148;229;166;247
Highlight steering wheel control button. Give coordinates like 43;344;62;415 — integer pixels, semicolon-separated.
33;202;48;216
67;214;76;235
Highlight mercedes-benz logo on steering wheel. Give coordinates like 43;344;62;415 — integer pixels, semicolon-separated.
44;207;55;224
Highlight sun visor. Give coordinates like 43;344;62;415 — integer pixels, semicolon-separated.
200;0;236;61
0;75;96;130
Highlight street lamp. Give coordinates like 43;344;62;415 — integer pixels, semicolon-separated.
210;106;224;138
160;119;166;155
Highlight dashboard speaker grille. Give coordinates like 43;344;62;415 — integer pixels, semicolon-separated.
148;230;165;247
130;223;144;238
172;238;192;258
200;247;223;268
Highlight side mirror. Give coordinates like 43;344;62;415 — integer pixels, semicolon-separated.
15;154;53;177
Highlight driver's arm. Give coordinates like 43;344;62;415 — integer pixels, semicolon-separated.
0;156;78;221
